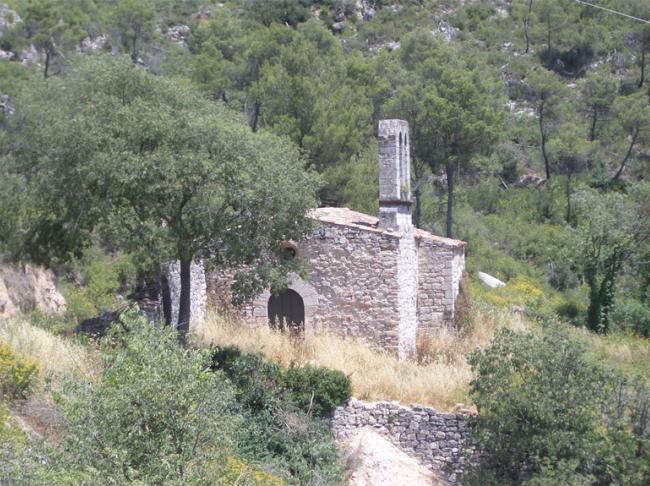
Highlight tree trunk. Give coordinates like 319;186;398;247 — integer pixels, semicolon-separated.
640;48;646;89
160;271;172;325
131;28;140;64
44;50;51;79
251;101;261;132
524;0;533;54
565;172;572;224
445;163;454;239
177;257;192;342
414;184;422;229
539;102;551;180
589;106;598;142
612;126;639;182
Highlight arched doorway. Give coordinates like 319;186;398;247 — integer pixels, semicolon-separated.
268;289;305;334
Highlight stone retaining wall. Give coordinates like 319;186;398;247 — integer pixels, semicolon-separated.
331;399;476;483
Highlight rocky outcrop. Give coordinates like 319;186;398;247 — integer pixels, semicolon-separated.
77;35;108;54
0;263;66;318
166;25;190;45
0;4;21;33
340;428;447;486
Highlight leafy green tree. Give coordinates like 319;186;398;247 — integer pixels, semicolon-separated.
188;7;246;103
546;124;590;223
53;310;239;482
579;68;618;142
630;7;650;88
385;33;503;237
244;0;310;27
530;0;570;58
22;0;90;78
467;325;650;485
527;67;567;180
610;91;650;182
569;185;650;332
1;55;318;335
112;0;155;63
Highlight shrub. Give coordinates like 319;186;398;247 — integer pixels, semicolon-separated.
61;246;136;324
52;311;240;483
219;456;285;485
210;346;346;484
0;341;40;399
211;345;351;417
211;345;284;412
453;273;474;333
610;297;650;337
553;297;585;326
283;364;351;417
466;324;650;485
470;275;546;312
0;401;39;484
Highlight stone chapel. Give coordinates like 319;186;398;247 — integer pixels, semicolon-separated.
190;119;466;359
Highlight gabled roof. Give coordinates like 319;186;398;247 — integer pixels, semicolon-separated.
309;207;466;248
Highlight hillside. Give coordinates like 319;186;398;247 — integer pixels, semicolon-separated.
0;0;649;484
1;0;649;334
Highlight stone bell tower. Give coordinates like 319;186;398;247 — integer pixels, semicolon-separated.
378;119;417;359
378;119;413;233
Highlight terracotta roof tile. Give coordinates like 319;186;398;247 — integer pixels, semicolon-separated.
309;207;466;248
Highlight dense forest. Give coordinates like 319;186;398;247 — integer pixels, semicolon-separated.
0;0;649;484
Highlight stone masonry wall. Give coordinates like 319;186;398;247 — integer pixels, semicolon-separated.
397;227;417;359
416;240;454;334
332;399;476;484
416;238;466;335
300;222;403;352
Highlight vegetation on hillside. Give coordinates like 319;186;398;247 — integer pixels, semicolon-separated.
1;0;648;337
0;313;348;484
0;0;649;483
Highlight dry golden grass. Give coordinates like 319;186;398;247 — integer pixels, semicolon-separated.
0;318;99;385
576;327;650;382
191;303;529;411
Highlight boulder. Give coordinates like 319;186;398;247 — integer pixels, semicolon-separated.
514;174;546;188
478;272;505;289
331;22;345;33
166;25;190;44
0;48;14;60
77;35;107;54
386;41;401;51
20;44;40;65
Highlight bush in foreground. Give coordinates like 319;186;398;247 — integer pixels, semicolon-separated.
0;341;40;400
51;311;240;483
211;346;347;484
466;324;650;485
